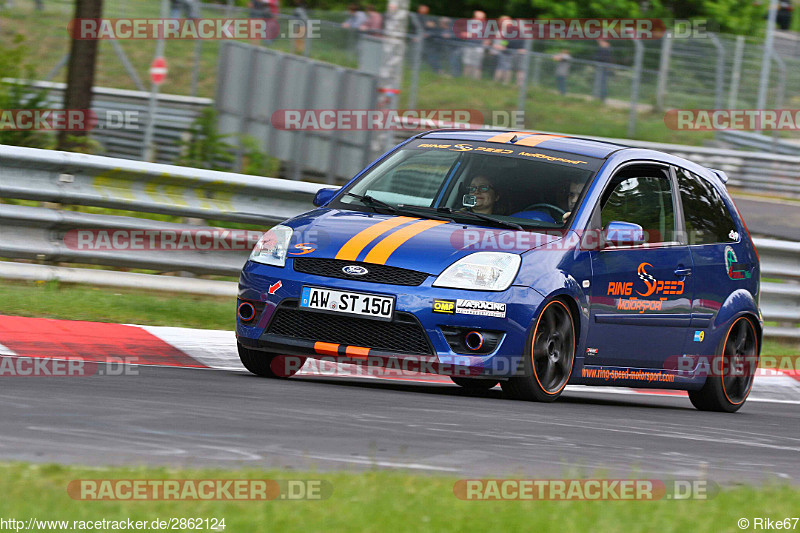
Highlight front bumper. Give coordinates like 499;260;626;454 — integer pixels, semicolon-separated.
236;259;544;377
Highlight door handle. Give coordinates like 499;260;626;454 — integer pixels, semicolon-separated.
674;268;692;277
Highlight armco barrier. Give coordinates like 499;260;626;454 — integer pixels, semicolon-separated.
0;144;797;340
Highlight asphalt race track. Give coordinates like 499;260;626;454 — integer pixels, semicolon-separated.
1;364;798;484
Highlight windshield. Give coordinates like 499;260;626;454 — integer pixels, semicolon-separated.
330;139;603;228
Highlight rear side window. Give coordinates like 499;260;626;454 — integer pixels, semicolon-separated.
675;168;738;245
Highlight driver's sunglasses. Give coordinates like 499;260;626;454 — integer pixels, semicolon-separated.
467;185;493;193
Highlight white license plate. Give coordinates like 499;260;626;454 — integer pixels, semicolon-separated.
300;286;395;321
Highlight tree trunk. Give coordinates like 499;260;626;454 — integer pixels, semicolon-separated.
58;0;104;151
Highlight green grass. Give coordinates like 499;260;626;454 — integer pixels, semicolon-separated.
0;462;797;533
0;279;795;357
0;280;234;330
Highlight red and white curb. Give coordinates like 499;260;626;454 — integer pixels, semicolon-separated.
1;315;798;404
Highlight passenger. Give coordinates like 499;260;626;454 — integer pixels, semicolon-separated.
561;180;584;222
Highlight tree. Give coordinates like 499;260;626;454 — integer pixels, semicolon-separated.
58;0;104;151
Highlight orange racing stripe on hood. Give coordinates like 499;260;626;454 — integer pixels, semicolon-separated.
335;216;418;261
363;219;449;265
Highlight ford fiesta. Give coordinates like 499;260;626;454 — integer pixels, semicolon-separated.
236;130;762;412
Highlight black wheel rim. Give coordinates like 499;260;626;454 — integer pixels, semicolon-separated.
722;318;758;404
532;302;575;394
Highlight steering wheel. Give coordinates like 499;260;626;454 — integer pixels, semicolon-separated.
519;203;566;219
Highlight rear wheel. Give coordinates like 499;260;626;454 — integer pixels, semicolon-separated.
688;316;758;413
237;342;306;378
450;376;499;391
502;299;575;402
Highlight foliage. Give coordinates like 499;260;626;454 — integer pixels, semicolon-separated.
0;35;56;148
177;107;280;177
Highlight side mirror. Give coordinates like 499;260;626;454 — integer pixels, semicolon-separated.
604;221;645;247
312;188;339;207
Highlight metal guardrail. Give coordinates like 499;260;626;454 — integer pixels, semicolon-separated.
0;145;797;340
5;79;212;165
0;145;325;224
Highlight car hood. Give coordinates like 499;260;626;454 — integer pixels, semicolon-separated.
282;209;563;275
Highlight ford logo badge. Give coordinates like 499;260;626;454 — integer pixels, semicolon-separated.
342;265;369;276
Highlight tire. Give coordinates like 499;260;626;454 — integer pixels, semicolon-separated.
450;376;499;391
688;316;758;413
237;342;305;378
502;299;575;402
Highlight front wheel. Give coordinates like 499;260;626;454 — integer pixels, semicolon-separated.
237;342;306;378
688;316;758;413
502;299;575;402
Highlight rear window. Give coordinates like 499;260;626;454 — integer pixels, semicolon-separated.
676;168;738;245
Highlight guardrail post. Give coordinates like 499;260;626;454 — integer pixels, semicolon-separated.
655;31;672;112
516;40;533;123
626;40;644;138
769;50;786;153
728;35;745;109
708;33;726;141
407;13;424;111
142;0;169;161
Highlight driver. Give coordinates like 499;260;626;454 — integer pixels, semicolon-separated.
467;175;503;215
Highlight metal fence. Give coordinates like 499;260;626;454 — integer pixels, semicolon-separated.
215;42;379;182
0;145;797;340
14;0;800;151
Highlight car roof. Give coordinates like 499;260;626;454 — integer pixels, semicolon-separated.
418;129;630;159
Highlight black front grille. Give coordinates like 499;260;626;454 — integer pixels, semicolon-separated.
293;258;428;286
266;301;433;355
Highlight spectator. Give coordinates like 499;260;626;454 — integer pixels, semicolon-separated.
292;0;307;55
249;0;280;45
553;48;571;95
503;20;527;86
462;10;488;80
416;5;441;72
439;17;462;77
342;3;367;29
593;39;611;102
361;4;383;34
170;0;197;19
492;16;513;84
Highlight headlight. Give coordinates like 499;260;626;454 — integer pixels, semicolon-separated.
433;252;521;291
249;225;293;267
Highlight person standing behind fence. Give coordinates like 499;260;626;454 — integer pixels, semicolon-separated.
491;16;512;84
462;10;487;80
439;17;462;78
170;0;197;18
249;0;280;45
593;39;611;102
553;49;571;95
361;4;383;34
342;3;367;29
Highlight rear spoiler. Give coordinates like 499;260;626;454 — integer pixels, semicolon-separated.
710;169;729;184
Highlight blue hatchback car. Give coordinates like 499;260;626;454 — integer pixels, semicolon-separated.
236;130;762;412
